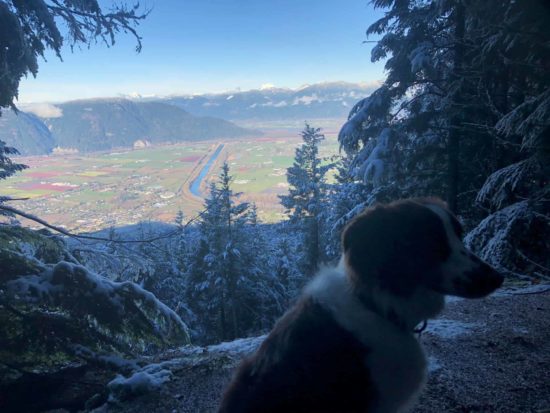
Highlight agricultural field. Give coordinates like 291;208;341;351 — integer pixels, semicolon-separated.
0;128;342;232
0;143;212;231
214;133;340;221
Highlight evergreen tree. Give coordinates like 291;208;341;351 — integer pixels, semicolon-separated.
340;0;549;276
462;0;549;277
0;115;26;214
323;155;370;261
271;235;303;304
279;123;332;275
186;163;283;343
0;140;27;206
173;209;189;275
339;0;480;212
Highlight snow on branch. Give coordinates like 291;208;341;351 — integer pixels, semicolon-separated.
409;41;433;74
496;89;550;151
356;128;394;185
465;201;549;277
7;260;190;349
338;87;391;154
476;158;538;210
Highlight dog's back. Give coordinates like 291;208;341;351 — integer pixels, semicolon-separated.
219;297;374;413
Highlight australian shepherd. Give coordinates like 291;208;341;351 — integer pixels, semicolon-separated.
219;198;503;413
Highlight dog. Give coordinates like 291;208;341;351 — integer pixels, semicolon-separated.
218;198;503;413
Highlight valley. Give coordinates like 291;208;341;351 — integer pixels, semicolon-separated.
0;128;341;232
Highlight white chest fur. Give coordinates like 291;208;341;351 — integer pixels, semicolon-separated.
306;269;427;413
366;330;426;413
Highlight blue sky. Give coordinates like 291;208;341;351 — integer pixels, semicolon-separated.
19;0;386;103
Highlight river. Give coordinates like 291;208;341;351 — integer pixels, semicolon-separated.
189;144;224;197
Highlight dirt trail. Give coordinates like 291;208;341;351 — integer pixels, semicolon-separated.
99;286;550;413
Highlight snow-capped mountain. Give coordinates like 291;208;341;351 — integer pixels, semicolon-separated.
161;81;378;121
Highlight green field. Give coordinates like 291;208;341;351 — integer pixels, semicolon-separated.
0;131;341;231
214;135;339;221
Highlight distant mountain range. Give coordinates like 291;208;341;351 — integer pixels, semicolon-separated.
160;81;377;121
0;99;255;155
0;82;376;156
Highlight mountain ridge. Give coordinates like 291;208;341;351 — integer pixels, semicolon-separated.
0;99;256;156
159;81;377;121
1;81;377;156
118;81;378;100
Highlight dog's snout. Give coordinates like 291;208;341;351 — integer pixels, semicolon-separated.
462;261;504;298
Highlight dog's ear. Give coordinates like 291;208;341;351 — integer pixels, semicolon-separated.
342;204;412;296
341;200;449;296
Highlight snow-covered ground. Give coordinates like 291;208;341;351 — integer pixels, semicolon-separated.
426;319;482;339
206;335;266;355
93;284;550;413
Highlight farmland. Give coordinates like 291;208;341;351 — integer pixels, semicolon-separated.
0;129;341;232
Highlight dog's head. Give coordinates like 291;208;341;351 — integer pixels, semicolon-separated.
342;198;503;299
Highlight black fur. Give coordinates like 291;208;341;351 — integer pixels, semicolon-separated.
218;299;374;413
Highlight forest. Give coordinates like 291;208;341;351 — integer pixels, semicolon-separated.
0;0;548;411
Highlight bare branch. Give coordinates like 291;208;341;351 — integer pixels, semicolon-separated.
0;204;204;244
1;197;30;202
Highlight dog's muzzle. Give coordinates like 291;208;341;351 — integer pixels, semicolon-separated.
453;262;504;298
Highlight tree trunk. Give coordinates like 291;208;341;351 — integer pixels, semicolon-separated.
447;1;465;213
311;217;319;273
220;293;227;341
231;300;238;340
